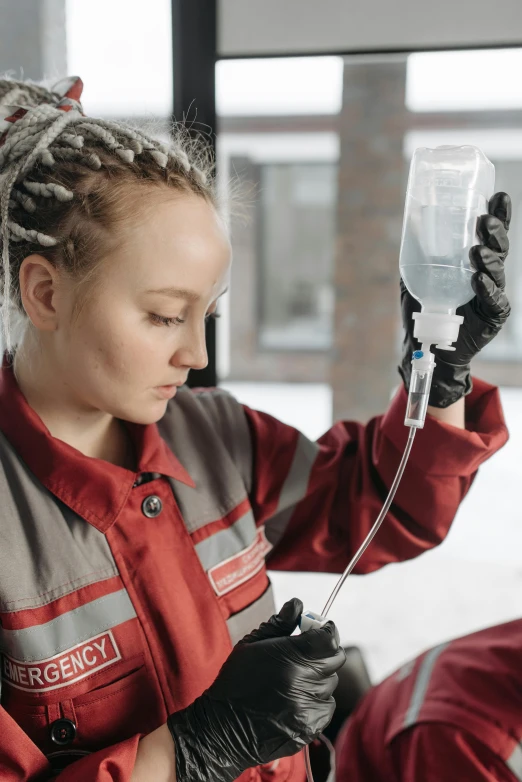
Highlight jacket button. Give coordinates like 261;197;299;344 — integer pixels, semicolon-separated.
50;718;77;746
142;495;163;518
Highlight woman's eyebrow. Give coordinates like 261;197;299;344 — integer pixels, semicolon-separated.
146;287;200;302
146;286;229;302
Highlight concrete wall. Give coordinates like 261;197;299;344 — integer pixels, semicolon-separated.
219;0;522;57
0;0;66;80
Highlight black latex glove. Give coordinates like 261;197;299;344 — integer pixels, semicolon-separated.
399;192;511;408
167;598;346;782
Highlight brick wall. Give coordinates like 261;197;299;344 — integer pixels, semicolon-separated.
331;56;408;422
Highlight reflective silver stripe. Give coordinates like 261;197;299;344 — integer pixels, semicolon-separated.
194;511;257;571
1;589;137;663
506;743;522;780
226;583;276;646
404;643;449;728
276;433;319;514
264;433;319;546
0;431;118;613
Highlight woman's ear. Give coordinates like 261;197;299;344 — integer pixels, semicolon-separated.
19;254;61;331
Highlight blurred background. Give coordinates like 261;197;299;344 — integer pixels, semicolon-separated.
2;0;522;682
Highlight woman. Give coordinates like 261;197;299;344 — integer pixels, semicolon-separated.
0;75;511;781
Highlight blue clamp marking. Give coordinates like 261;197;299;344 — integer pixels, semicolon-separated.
298;612;314;626
412;350;424;360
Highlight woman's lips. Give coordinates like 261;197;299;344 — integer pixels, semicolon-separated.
154;385;178;399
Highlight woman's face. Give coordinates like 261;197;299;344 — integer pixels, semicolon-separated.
51;192;231;424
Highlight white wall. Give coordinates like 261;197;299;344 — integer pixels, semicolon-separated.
218;0;522;57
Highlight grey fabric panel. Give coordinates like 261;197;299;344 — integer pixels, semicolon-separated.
403;643;449;728
158;388;252;533
194;511;257;571
226;583;276;646
0;432;118;613
506;743;522;780
1;589;137;662
201;389;253;495
264;432;320;546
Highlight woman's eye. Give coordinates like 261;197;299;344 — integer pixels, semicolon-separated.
149;313;185;327
149;311;220;327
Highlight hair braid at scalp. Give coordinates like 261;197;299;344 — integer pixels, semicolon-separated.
0;75;215;352
0;78;60;110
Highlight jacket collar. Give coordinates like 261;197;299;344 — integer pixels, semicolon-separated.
0;359;195;532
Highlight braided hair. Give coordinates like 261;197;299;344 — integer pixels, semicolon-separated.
0;78;61;110
0;75;215;351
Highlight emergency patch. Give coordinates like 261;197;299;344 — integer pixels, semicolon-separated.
1;630;121;692
208;528;273;596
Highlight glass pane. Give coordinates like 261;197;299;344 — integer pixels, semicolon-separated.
216;55;341;397
66;0;173;119
407;49;522;112
216;57;343;116
259;163;336;351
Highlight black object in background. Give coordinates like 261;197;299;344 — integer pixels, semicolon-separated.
171;0;218;388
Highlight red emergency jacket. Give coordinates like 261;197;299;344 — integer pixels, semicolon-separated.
336;619;522;782
0;360;507;782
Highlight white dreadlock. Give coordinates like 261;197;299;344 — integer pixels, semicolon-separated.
0;77;61;111
0;76;212;352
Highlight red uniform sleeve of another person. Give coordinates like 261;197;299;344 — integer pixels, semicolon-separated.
245;378;507;573
389;724;519;782
0;705;141;781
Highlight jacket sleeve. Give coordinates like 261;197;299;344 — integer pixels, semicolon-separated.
389;724;519;782
0;705;140;781
243;377;508;573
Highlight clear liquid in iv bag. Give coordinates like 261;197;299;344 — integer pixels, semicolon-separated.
399;145;495;315
399;198;482;312
400;263;474;313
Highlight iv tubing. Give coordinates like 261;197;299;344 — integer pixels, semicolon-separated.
322;425;417;617
304;425;417;782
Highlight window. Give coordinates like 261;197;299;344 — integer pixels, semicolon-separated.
217;48;522;683
259;163;337;351
66;0;173;120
